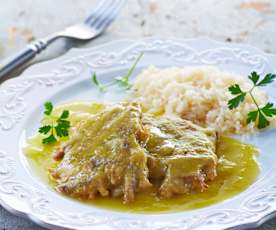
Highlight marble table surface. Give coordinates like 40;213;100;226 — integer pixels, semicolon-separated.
0;0;276;229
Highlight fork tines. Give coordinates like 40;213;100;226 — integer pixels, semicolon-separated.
85;0;126;31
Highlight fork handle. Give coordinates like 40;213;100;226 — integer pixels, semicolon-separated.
0;37;56;79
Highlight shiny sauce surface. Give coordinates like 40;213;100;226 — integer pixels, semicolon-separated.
24;102;260;213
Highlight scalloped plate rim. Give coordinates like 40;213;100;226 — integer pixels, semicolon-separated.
0;37;276;230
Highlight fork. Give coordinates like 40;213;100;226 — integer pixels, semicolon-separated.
0;0;126;79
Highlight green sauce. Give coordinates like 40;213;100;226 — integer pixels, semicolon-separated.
24;102;260;213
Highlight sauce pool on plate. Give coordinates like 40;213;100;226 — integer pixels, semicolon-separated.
24;102;260;213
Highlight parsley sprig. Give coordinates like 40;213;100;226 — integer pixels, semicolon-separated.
92;52;144;91
38;102;70;144
228;72;276;129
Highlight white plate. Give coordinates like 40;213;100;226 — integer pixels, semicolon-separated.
1;38;276;230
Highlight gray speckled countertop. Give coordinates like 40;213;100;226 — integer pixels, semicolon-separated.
0;0;276;229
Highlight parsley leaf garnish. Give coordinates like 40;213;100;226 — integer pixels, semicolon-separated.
228;72;276;129
92;52;144;91
228;84;244;95
261;102;276;117
60;110;69;119
227;93;246;109
248;71;260;85
247;110;258;124
227;84;247;109
42;134;57;145
258;111;269;129
38;125;52;134
44;101;53;115
257;73;276;86
38;101;71;144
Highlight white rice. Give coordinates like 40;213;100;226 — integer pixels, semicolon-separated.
133;66;271;134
